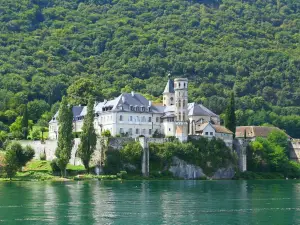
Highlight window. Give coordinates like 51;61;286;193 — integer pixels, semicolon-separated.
210;132;213;135
156;117;159;123
128;128;132;135
129;116;133;121
130;106;134;111
142;129;146;135
169;128;171;131
170;97;173;101
120;128;124;134
205;132;208;135
141;107;145;112
149;129;152;135
148;117;152;122
119;115;123;121
136;128;139;134
142;116;146;122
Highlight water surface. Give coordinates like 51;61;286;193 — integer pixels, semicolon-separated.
0;180;299;224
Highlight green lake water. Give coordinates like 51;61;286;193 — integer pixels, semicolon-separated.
0;180;300;225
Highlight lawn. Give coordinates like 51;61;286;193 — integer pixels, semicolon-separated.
24;160;85;172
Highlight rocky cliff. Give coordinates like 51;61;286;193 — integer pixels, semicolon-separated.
169;157;235;180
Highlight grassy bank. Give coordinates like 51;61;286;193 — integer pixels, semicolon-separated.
0;160;177;182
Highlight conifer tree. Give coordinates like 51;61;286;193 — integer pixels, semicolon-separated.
78;97;97;173
21;104;29;139
225;92;236;137
55;96;73;177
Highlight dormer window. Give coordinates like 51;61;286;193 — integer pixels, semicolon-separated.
141;107;145;112
148;106;151;112
130;105;134;111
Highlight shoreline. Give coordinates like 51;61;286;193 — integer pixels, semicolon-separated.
0;172;292;182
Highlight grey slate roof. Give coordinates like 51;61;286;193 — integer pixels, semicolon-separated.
188;103;218;117
94;92;162;114
163;79;175;93
72;106;84;117
50;94;219;123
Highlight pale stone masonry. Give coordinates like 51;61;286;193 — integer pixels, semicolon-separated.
49;77;232;145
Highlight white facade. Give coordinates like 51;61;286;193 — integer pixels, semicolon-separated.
49;77;230;143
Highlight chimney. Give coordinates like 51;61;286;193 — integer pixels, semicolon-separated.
122;96;125;103
149;101;152;107
131;91;135;97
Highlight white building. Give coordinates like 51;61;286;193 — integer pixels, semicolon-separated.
49;77;232;144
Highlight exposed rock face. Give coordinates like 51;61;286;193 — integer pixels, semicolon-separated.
169;157;206;179
212;167;235;179
169;157;235;180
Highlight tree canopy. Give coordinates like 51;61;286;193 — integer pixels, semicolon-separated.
0;0;300;137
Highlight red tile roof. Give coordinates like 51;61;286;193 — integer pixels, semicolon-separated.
236;126;288;138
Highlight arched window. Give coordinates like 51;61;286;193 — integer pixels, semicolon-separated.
119;115;123;121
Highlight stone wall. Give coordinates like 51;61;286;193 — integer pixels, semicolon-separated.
233;139;248;172
18;136;245;178
108;137;134;150
290;139;300;162
18;139;82;166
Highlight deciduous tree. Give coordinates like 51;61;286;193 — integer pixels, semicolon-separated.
78;97;97;173
55;96;73;177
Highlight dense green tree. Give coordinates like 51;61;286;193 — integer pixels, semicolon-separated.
4;148;19;180
224;92;236;136
4;142;35;179
0;0;300;141
55;96;73;177
77;97;97;173
120;142;142;168
21;104;29;139
27;100;50;122
67;78;102;106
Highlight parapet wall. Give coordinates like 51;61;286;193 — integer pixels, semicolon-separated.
18;137;166;167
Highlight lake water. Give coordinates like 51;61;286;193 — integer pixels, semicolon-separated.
0;180;300;224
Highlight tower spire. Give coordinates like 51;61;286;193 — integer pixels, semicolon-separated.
163;72;175;106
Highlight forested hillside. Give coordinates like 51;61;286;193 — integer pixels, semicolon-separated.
0;0;300;139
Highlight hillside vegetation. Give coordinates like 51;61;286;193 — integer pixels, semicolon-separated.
0;0;300;137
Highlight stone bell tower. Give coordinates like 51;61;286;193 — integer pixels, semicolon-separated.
174;78;188;142
163;73;175;106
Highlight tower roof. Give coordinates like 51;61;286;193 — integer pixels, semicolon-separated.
163;78;174;94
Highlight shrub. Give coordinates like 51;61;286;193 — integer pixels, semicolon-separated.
103;150;121;174
50;159;60;173
101;130;111;137
117;170;127;179
40;153;46;161
31;129;40;140
3;142;35;179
